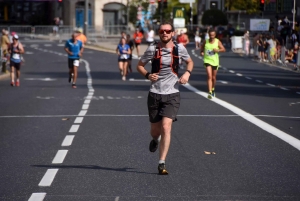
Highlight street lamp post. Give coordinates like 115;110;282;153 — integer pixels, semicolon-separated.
292;0;296;30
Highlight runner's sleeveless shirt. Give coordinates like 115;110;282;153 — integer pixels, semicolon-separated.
203;39;219;67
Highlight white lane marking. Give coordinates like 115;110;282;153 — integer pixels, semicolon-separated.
99;96;104;100
28;193;46;201
217;80;228;84
25;52;34;54
115;197;120;201
183;83;300;151
38;169;59;187
0;114;299;118
297;92;300;95
88;92;94;96
69;125;80;133
78;110;87;116
57;44;65;46
267;83;275;87
84;100;91;104
89;89;95;92
280;87;289;90
129;78;150;82
245;77;252;80
82;104;89;110
74;117;83;124
85;95;93;100
236;73;243;76
36;96;54;100
256;80;263;83
229;70;235;73
61;135;75;146
44;44;52;47
52;150;68;164
25;78;56;81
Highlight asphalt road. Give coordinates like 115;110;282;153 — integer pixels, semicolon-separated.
0;38;300;201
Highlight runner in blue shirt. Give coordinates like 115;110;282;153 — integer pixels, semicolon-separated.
116;37;131;81
64;33;83;88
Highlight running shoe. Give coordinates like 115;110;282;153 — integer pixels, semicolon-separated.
122;76;126;81
72;84;77;89
149;139;158;152
10;81;15;87
211;90;215;97
15;81;20;87
207;92;213;99
158;163;168;175
69;73;73;83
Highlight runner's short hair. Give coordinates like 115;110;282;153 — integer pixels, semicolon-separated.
159;21;174;32
208;28;216;34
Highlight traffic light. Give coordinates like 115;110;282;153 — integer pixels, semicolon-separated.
260;0;265;12
58;0;62;2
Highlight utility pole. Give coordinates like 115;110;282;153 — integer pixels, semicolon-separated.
84;0;89;37
292;0;296;30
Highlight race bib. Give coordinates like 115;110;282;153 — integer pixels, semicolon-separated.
206;50;215;56
73;60;79;67
120;54;128;59
12;54;20;60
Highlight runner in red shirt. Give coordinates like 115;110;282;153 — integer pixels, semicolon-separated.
133;29;144;57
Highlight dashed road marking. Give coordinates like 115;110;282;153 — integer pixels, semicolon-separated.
61;135;75;146
229;70;235;73
52;150;68;164
256;80;263;83
74;117;83;124
82;104;89;110
267;83;275;87
69;125;80;133
78;110;87;116
38;169;59;187
28;193;46;201
297;92;300;95
236;73;243;76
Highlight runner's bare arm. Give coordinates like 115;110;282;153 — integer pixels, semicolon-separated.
19;43;25;54
179;57;193;84
137;60;158;81
64;47;72;55
217;40;226;52
200;40;206;55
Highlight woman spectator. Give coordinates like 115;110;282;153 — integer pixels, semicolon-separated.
257;34;265;62
116;37;131;81
291;43;299;71
243;30;250;56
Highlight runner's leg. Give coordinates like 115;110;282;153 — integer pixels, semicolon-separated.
10;66;15;84
159;117;173;161
72;66;77;83
206;66;213;92
212;68;218;90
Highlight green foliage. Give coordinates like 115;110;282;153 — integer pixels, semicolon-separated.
225;0;265;14
202;10;228;26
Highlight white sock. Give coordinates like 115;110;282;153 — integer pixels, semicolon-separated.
159;160;165;164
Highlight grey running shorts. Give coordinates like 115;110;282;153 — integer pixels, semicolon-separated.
147;92;180;123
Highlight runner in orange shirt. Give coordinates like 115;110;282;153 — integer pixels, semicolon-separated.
76;28;87;45
133;28;143;57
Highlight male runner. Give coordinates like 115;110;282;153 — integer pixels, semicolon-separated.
201;28;226;99
64;33;83;89
137;22;194;175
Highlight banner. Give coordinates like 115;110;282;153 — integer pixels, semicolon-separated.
250;19;270;31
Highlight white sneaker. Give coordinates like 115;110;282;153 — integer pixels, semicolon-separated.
122;76;126;81
278;60;282;63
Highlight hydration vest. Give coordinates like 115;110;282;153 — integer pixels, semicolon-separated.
151;41;179;75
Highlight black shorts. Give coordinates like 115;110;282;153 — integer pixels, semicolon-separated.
10;61;21;70
204;63;219;70
258;46;264;52
118;58;128;62
68;58;80;69
147;92;180;123
135;43;141;48
128;54;132;60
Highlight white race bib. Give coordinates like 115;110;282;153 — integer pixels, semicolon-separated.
120;54;128;59
12;54;20;60
73;60;79;67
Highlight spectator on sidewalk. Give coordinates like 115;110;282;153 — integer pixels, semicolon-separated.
53;17;60;36
257;34;265;62
243;30;250;56
267;35;276;62
291;30;298;47
227;24;235;48
133;28;143;57
291;43;299;71
1;29;10;73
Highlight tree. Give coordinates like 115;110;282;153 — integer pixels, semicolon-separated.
202;9;228;26
225;0;270;14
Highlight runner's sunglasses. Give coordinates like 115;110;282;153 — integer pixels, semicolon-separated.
159;29;172;34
